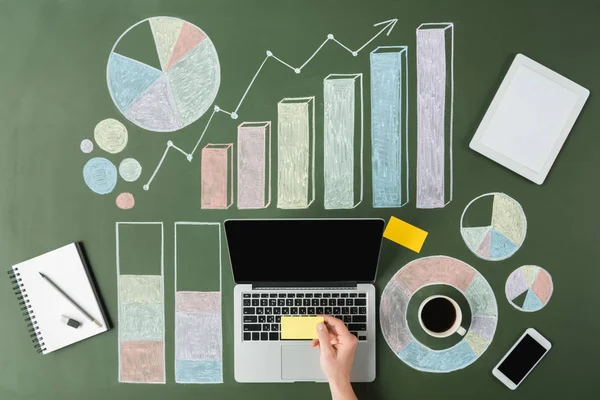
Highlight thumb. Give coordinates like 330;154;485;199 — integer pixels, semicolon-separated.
316;323;334;357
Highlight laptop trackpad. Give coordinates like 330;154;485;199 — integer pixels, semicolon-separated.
281;345;326;381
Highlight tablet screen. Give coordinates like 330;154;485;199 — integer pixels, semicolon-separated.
480;64;580;173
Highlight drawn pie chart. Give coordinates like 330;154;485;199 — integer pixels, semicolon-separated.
107;17;220;132
460;193;527;261
505;266;553;312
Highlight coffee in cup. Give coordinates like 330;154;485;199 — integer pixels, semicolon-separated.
418;295;466;338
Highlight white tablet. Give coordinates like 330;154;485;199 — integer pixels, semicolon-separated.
470;54;590;184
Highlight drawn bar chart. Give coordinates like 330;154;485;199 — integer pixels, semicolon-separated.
323;74;364;209
416;23;454;209
116;222;165;384
175;222;223;384
201;144;233;209
277;97;316;209
237;122;272;209
143;19;398;191
370;46;409;208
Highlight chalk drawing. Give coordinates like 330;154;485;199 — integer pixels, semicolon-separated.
120;341;166;384
165;22;207;71
370;46;409;208
94;118;128;154
237;122;271;209
149;17;184;71
201;144;233;209
124;74;182;132
107;53;163;112
83;157;117;195
460;193;527;261
116;222;165;384
380;256;497;373
80;139;94;154
116;192;135;210
505;266;553;312
108;17;220;132
174;222;223;384
167;37;219;127
277;97;315;209
143;18;399;191
323;74;363;209
119;158;143;182
416;23;454;209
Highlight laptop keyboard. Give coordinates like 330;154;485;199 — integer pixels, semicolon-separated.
242;292;368;342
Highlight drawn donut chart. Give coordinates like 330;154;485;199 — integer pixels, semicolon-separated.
380;256;498;373
107;17;220;132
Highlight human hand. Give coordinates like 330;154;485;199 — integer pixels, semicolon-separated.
312;315;358;399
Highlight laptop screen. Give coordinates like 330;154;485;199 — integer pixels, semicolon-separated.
225;219;385;284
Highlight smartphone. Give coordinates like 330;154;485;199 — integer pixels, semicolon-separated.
492;328;551;390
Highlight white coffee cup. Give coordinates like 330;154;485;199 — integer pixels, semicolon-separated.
418;295;466;338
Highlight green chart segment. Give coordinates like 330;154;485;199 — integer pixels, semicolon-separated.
460;193;527;261
107;17;221;132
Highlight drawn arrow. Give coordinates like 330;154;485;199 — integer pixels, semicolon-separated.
355;18;399;53
144;18;399;191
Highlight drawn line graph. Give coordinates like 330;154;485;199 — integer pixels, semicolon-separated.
143;18;398;190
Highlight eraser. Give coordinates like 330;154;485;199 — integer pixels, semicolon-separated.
61;315;81;329
281;316;324;340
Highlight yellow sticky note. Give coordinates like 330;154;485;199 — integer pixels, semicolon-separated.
281;316;324;340
383;216;428;253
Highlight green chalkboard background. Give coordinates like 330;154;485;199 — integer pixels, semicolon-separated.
1;0;599;399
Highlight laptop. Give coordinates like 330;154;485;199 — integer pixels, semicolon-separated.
225;218;385;383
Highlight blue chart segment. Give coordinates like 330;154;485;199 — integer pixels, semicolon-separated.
107;17;220;132
370;46;408;208
108;53;162;111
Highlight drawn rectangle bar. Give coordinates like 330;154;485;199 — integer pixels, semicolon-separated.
277;97;315;209
370;46;409;208
237;122;272;209
174;222;223;384
116;222;165;384
323;74;363;209
201;144;233;209
416;23;454;209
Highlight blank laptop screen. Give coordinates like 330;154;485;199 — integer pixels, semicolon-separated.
225;219;385;284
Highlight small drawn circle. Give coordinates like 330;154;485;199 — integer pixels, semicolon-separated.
94;118;128;154
83;157;117;194
116;192;135;209
460;193;527;261
80;139;94;154
505;266;553;312
119;158;142;182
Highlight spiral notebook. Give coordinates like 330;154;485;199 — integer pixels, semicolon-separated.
8;243;109;354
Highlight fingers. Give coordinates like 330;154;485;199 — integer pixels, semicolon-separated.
316;323;334;357
322;315;352;336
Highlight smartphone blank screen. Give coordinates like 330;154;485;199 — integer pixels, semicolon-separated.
498;334;548;385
